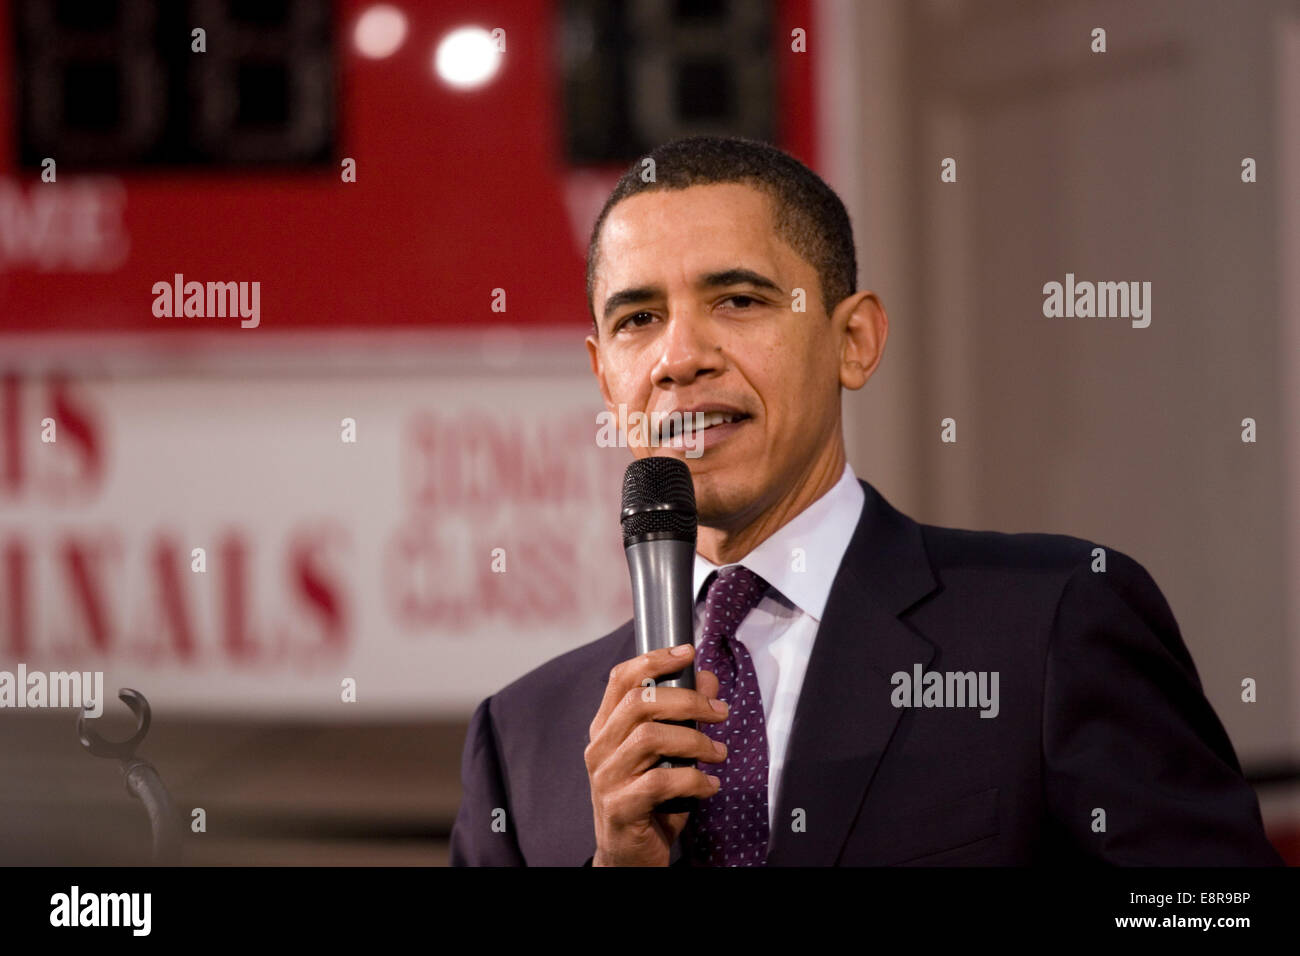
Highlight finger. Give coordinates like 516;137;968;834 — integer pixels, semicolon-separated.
606;767;722;826
590;644;696;740
695;668;720;701
594;684;728;758
598;721;727;786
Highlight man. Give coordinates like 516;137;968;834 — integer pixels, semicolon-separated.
449;136;1281;866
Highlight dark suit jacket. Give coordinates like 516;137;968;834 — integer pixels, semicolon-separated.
449;480;1282;866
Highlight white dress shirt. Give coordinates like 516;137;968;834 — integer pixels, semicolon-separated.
692;462;866;834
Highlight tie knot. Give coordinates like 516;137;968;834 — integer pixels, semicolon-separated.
700;565;769;643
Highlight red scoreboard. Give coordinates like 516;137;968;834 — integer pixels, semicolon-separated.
0;0;815;337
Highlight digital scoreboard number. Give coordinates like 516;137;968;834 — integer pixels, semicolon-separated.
560;0;775;164
13;0;335;168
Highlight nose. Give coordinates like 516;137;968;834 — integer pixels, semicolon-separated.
651;308;723;388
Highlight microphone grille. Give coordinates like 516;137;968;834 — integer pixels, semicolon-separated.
620;456;697;542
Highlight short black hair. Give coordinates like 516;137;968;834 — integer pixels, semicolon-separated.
585;135;857;332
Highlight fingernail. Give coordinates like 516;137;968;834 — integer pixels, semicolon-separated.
710;698;728;713
706;775;721;787
713;740;726;756
669;643;693;656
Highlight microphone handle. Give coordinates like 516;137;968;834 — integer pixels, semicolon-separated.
624;538;699;814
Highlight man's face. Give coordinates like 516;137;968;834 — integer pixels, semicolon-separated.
586;182;845;529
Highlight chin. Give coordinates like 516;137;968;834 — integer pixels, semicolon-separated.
692;474;760;528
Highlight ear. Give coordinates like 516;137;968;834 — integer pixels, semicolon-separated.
835;291;888;390
585;332;617;413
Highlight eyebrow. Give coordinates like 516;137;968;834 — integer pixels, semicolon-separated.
600;268;784;327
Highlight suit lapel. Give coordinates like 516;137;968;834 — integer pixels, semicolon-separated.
765;481;939;866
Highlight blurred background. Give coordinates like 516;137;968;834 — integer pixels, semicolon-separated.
0;0;1296;865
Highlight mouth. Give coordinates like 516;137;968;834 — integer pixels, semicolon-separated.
658;407;752;446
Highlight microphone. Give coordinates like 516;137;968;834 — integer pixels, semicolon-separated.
620;455;699;815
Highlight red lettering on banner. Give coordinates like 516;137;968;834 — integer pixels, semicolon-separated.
0;371;103;501
287;523;349;659
384;510;629;632
388;409;632;634
0;525;351;670
0;371;354;675
48;371;102;499
1;372;19;494
58;534;118;654
406;411;615;509
152;537;197;662
220;532;260;663
475;531;578;621
385;516;469;631
2;537;29;656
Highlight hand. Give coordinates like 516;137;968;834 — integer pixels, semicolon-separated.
585;643;728;866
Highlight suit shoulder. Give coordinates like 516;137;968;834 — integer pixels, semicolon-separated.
916;521;1163;605
919;521;1108;575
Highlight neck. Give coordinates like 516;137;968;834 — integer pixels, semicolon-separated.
696;439;847;565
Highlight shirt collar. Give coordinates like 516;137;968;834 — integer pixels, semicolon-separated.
692;463;865;623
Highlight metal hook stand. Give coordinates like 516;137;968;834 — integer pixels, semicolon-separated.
78;688;182;864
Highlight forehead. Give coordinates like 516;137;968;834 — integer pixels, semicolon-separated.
594;182;804;295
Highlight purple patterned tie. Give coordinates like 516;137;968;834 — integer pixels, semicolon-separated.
681;565;771;867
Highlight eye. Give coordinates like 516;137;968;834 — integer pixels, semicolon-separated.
614;311;656;333
721;294;760;309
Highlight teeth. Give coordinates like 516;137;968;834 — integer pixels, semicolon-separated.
664;411;742;440
697;411;734;429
